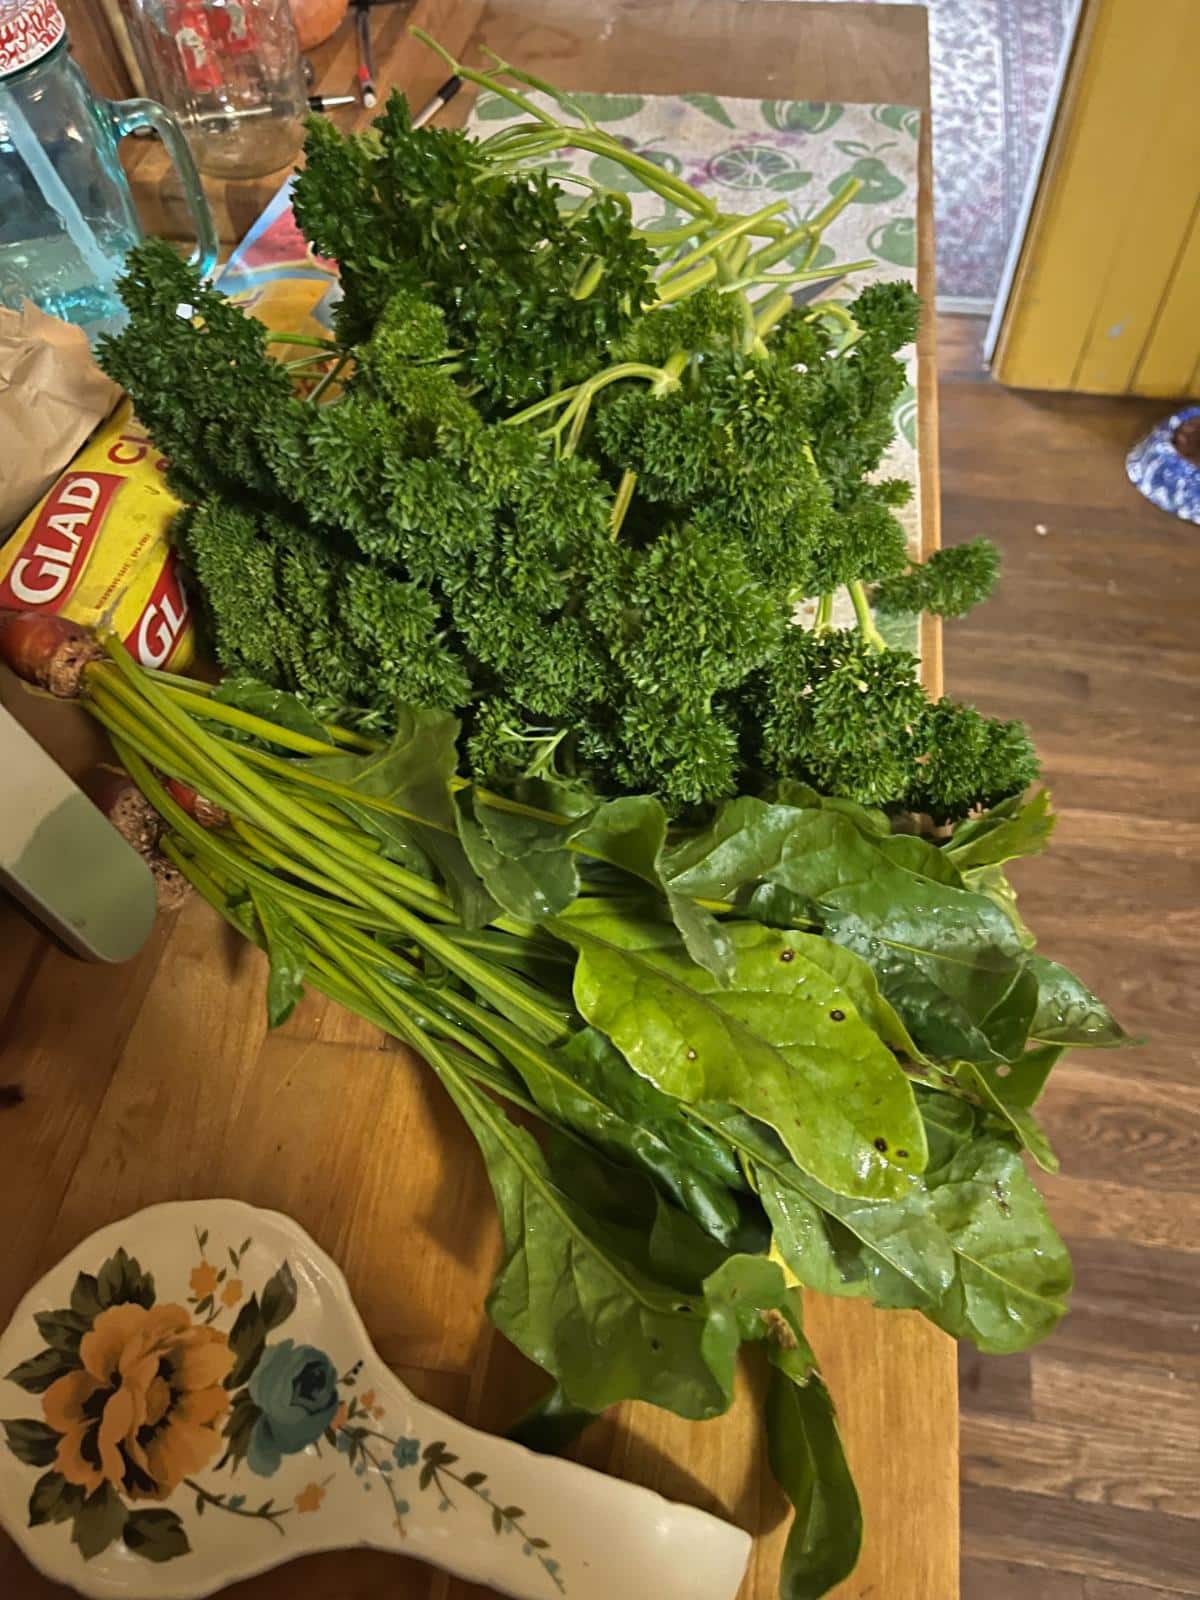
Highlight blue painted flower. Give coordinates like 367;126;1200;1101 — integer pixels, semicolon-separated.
246;1340;339;1476
392;1436;420;1468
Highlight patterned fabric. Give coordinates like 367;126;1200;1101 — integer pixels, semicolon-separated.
467;88;923;643
740;0;1076;304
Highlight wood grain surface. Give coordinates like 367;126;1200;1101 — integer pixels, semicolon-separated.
940;318;1200;1600
0;6;958;1598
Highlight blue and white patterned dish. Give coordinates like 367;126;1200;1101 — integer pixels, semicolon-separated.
1126;407;1200;524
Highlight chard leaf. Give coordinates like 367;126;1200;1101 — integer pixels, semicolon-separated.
945;788;1056;871
553;905;926;1200
666;797;1026;1063
305;705;497;927
766;1298;862;1600
1027;955;1130;1048
250;889;306;1027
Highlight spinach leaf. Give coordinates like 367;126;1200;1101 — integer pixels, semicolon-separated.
578;794;734;983
944;788;1056;871
728;1098;1071;1353
1027;954;1130;1048
662;798;1027;1063
249;888;306;1026
211;677;331;744
553;905;926;1200
455;791;585;921
766;1297;862;1600
306;705;497;927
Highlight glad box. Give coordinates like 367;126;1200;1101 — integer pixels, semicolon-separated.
0;400;195;671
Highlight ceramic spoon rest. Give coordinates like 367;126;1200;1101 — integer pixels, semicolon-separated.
0;1200;751;1599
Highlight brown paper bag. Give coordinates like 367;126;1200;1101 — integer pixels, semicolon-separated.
0;302;120;533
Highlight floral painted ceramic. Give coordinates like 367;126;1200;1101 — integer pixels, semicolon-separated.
0;1201;751;1599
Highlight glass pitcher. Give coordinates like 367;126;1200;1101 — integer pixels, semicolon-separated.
123;0;307;180
0;0;217;342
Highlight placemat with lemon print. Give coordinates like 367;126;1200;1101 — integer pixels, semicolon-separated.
468;89;923;652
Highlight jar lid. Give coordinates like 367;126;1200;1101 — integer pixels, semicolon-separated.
0;0;65;78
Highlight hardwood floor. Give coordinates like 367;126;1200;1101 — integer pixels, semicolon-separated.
938;316;1200;1600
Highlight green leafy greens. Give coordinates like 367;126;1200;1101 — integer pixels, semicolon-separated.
75;34;1131;1600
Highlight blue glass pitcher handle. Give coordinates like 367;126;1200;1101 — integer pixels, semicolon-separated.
107;98;219;279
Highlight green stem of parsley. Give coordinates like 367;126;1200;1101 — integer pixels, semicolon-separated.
849;579;886;651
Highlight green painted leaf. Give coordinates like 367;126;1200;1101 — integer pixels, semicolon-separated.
568;93;646;122
945;789;1056;871
1027;955;1130;1048
553;905;925;1199
681;93;736;128
71;1484;126;1560
762;100;843;134
306;706;496;929
6;1346;75;1394
221;1391;261;1467
259;1261;297;1332
95;1248;154;1311
123;1508;190;1563
867;216;917;267
871;103;921;138
766;1300;862;1599
225;1297;267;1389
69;1273;102;1320
33;1309;89;1357
28;1470;84;1528
250;890;306;1029
2;1418;60;1467
829;157;905;204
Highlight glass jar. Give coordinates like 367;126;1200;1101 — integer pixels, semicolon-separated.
0;0;217;341
124;0;307;180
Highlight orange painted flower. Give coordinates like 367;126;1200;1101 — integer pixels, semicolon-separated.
359;1389;375;1409
41;1303;233;1499
220;1278;243;1308
189;1261;219;1299
294;1481;326;1514
330;1401;348;1432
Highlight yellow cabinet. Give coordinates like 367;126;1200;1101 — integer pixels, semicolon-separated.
990;0;1200;396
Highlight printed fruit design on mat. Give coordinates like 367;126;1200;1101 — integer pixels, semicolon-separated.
706;144;812;192
761;100;843;134
829;140;906;204
868;217;917;267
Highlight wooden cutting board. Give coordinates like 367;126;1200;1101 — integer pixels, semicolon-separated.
0;5;955;1597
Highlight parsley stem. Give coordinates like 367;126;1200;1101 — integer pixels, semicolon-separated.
658;200;789;283
609;468;637;539
849;579;886;651
814;592;834;634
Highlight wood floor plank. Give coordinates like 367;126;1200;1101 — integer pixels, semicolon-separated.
960;1486;1200;1593
943;313;1200;1600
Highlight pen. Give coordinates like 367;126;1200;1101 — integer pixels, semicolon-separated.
412;74;463;129
353;0;377;109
